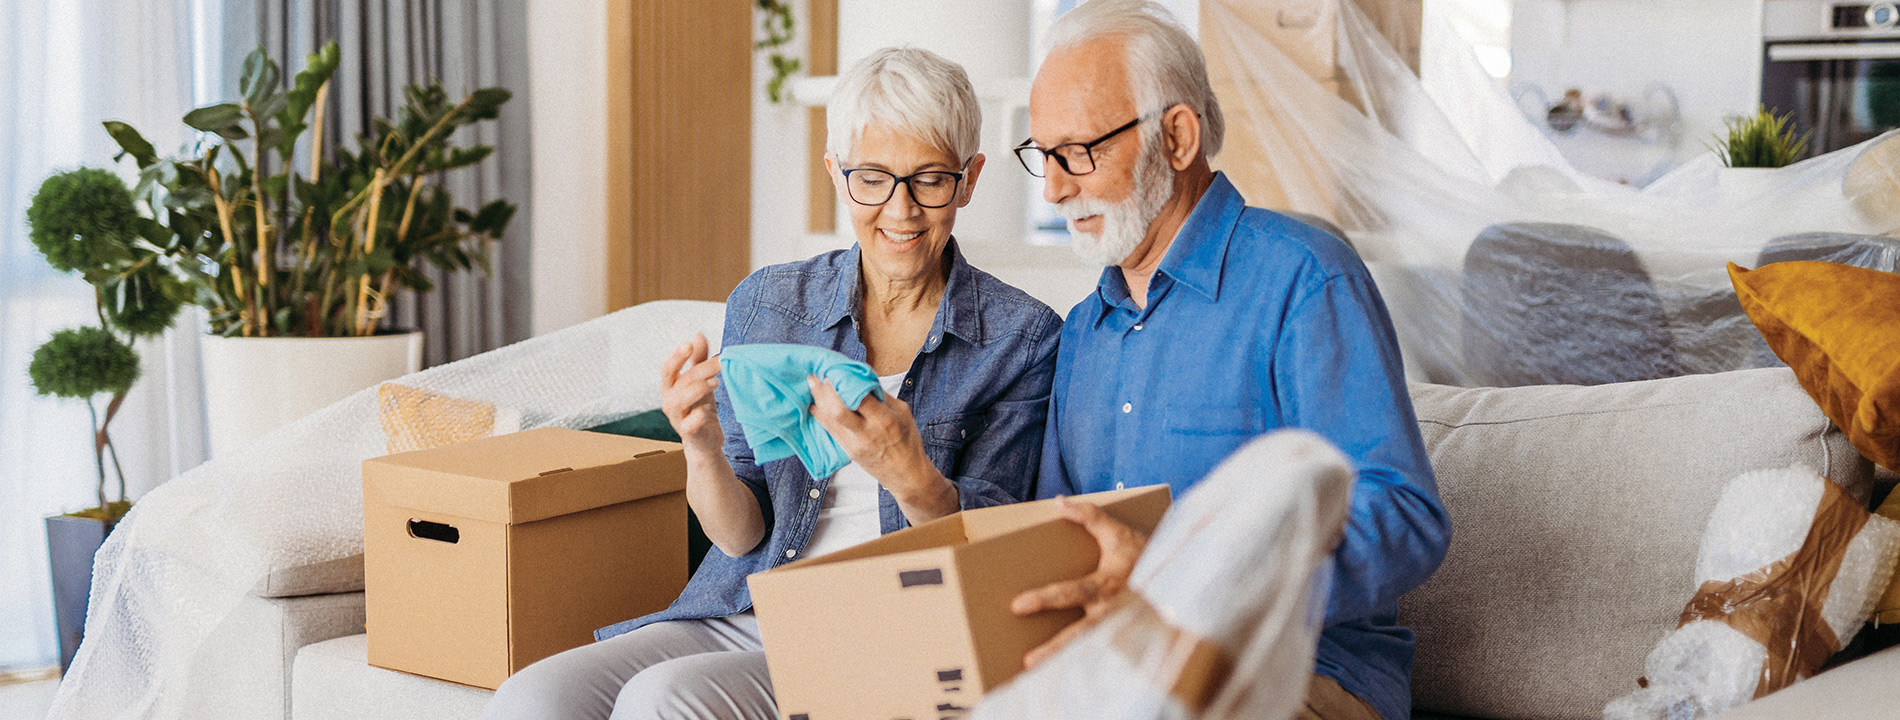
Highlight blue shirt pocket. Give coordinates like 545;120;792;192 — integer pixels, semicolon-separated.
1162;405;1266;436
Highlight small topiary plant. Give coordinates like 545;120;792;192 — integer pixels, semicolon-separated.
1713;107;1813;168
25;168;184;523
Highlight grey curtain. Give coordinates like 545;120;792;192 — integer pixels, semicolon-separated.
221;0;533;365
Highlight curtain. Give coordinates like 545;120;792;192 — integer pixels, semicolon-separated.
223;0;534;366
0;0;202;673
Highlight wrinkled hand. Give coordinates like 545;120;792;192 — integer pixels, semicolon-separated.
1010;496;1150;668
658;332;723;457
806;375;951;513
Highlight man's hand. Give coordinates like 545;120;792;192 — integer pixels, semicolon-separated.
658;332;723;458
1010;495;1150;668
807;375;959;523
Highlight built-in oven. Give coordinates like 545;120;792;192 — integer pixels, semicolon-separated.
1762;0;1900;157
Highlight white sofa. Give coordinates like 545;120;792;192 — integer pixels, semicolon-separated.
153;354;1890;720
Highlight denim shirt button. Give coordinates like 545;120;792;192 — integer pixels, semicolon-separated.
785;549;798;559
1122;402;1133;413
1115;481;1126;490
808;488;821;499
1134;323;1144;331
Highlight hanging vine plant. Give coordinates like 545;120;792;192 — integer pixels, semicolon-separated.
757;0;800;103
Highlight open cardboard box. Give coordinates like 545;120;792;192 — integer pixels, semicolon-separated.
362;427;688;689
749;485;1172;720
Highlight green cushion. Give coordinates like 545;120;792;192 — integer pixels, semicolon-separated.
587;408;681;443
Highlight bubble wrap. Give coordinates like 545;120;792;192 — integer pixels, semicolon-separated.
1604;467;1900;720
44;300;727;720
972;429;1355;720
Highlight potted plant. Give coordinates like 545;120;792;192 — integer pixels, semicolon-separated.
23;166;183;671
102;42;516;455
1712;107;1813;200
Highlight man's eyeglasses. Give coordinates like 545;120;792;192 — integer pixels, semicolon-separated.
840;168;965;208
1013;116;1142;178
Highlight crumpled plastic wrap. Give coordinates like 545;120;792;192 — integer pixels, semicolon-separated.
1200;0;1900;388
1604;467;1900;720
972;429;1354;720
44;300;727;720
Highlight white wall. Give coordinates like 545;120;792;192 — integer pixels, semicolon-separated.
1510;0;1764;167
526;0;609;337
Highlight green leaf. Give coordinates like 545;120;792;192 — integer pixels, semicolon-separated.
432;145;494;173
240;48;281;108
184;103;246;138
102;121;159;168
283;40;340;124
463;88;511;122
469;199;516;238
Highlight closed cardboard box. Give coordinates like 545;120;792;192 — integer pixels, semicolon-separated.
749;485;1172;720
363;427;688;689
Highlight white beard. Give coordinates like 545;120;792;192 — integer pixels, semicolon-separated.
1060;135;1175;267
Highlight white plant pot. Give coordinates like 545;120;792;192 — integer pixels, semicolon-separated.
200;331;423;458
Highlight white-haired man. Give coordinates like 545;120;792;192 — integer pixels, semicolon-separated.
1008;2;1450;719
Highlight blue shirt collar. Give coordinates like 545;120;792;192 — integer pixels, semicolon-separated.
1091;171;1246;317
824;238;983;351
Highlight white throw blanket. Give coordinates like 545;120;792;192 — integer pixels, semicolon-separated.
46;301;727;720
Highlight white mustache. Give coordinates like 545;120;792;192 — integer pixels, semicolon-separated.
1057;198;1113;222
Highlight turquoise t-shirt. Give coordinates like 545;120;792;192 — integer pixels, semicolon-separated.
718;343;884;479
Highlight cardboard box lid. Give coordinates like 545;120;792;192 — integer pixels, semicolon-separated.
362;427;684;524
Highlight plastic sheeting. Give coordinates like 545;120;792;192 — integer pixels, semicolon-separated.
44;301;727;719
1201;0;1900;388
972;429;1353;720
1604;468;1900;719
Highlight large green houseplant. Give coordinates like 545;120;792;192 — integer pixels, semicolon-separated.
106;41;515;339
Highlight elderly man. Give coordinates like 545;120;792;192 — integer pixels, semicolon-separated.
1009;2;1450;719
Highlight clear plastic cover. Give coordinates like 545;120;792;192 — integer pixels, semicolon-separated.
1201;0;1900;387
44;301;727;719
973;429;1355;720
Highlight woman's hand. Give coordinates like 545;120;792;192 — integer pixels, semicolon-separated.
807;375;959;524
662;332;765;556
659;332;724;458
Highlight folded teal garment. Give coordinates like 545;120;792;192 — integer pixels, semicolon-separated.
719;343;885;479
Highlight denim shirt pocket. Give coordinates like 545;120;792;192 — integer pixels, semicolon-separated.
922;412;984;469
1162;405;1266;436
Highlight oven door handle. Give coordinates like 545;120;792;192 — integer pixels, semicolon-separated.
1768;42;1900;61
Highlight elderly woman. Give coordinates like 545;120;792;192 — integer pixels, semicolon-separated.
483;47;1061;720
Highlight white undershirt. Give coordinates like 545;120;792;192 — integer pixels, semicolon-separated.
802;373;907;560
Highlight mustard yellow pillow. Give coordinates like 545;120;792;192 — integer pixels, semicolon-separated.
1730;261;1900;471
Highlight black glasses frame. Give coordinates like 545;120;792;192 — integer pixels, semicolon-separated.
1013;116;1143;178
839;168;967;208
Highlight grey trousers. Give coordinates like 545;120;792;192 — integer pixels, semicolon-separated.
482;614;775;720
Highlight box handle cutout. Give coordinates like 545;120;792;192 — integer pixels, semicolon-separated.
538;467;573;476
898;568;944;588
634;450;667;459
407;519;460;544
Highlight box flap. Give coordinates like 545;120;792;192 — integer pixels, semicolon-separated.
363;427;685;524
960;485;1171;541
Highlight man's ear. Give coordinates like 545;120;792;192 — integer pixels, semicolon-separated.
957;153;987;208
1159;104;1202;171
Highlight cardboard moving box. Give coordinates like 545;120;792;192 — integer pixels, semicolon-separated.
749;485;1172;720
363;427;688;689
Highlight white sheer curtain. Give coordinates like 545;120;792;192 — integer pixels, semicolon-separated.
0;0;207;674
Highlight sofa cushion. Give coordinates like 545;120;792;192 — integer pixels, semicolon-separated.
1400;367;1871;720
293;634;491;720
1730;261;1900;470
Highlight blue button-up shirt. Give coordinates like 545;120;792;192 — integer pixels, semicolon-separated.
598;240;1062;641
1036;173;1450;720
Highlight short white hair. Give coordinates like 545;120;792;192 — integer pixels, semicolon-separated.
1046;0;1225;158
827;47;982;164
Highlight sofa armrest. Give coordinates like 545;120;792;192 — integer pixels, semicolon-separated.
1708;644;1900;719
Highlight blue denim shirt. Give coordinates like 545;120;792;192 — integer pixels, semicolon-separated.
1035;173;1450;720
597;240;1062;641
